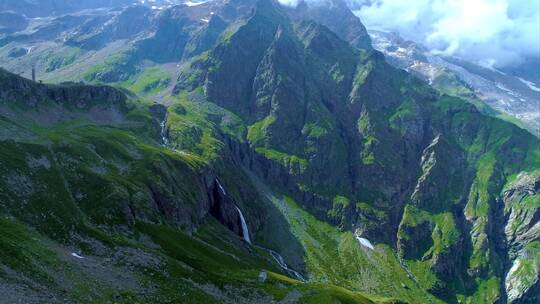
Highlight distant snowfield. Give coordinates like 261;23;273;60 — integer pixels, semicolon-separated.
368;29;540;137
137;0;205;8
184;1;207;6
355;235;374;250
518;77;540;92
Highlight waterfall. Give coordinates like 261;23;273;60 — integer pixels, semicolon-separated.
160;114;169;146
216;179;226;195
214;179;249;243
267;249;306;282
268;250;288;269
235;206;251;244
212;180;304;281
214;178;250;244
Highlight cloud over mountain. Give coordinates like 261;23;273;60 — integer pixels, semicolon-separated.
347;0;540;68
277;0;539;68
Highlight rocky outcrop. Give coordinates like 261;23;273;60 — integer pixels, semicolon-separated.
503;172;540;303
0;11;28;34
288;0;372;50
67;6;153;50
0;0;134;17
0;68;128;125
208;178;249;240
0;68;125;106
183;14;228;59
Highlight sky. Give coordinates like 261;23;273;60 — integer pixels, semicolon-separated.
348;0;540;68
279;0;540;68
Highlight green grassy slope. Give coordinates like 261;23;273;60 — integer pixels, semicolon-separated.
0;68;399;303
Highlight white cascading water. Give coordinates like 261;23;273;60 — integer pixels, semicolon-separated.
267;249;306;282
215;181;304;280
160;114;169;146
235;206;251;244
217;179;251;244
216;179;226;195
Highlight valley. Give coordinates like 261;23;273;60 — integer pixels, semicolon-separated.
0;0;538;303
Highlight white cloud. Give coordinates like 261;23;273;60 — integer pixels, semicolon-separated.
348;0;540;67
278;0;302;6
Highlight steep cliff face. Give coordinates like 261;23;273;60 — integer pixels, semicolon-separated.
397;135;469;296
0;68;125;104
288;0;372;50
0;69;213;234
173;1;540;302
503;172;540;303
66;6;154;51
1;0;539;303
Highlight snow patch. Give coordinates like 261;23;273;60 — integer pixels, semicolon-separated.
496;83;516;95
355;236;374;250
517;77;540;92
71;252;84;259
184;1;205;6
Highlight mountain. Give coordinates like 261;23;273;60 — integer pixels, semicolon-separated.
0;0;146;18
287;0;372;50
369;30;540;137
1;66;406;303
0;0;539;303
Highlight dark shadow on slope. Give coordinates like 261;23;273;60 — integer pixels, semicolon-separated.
210;141;308;275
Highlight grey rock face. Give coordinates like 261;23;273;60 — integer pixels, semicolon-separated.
503;172;540;303
287;0;372;50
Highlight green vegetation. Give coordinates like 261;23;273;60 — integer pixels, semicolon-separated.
355;202;386;221
166;94;230;162
506;242;540;295
457;277;501;304
120;67;171;95
46;47;82;72
82;52;135;83
389;98;418;135
406;260;439;291
431;213;459;255
255;147;308;174
248;115;276;146
264;195;441;304
302;123;329;139
1;0;539;301
328;195;350;221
